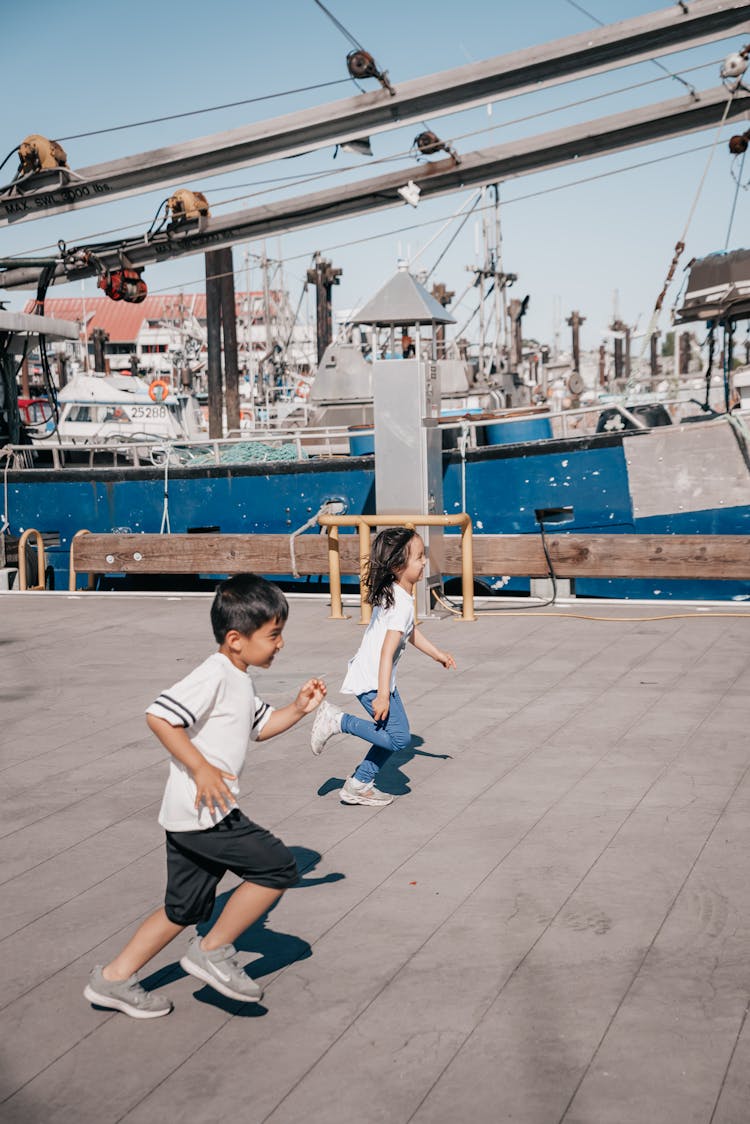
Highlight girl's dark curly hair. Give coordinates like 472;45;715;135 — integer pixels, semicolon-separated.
363;526;417;609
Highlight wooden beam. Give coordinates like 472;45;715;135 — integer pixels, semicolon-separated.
71;532;750;585
71;533;363;576
442;535;750;580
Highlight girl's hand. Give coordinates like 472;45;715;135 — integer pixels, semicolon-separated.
193;762;237;815
436;650;457;670
372;693;390;722
295;677;328;714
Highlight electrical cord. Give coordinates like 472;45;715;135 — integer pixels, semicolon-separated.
432;590;750;622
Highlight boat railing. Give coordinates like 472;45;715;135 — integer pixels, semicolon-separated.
8;396;741;472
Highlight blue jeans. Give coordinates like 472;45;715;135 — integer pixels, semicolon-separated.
341;688;411;785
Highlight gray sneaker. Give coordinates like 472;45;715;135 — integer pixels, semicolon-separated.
84;966;173;1019
340;776;394;806
180;935;264;1002
311;700;343;755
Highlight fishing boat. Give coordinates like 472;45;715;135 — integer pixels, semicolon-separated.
40;371;207;451
3;252;750;602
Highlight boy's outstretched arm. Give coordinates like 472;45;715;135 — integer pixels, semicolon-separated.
257;677;327;740
146;713;236;816
410;626;457;669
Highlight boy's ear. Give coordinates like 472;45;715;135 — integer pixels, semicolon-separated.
223;628;242;648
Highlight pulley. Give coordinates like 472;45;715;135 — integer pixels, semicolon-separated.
413;130;460;165
17;135;69;177
729;128;750;155
167;188;211;223
98;267;148;303
721;48;749;80
346;49;395;95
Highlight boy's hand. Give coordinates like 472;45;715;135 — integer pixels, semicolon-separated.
295;677;328;715
192;762;237;815
372;692;390;723
436;650;457;670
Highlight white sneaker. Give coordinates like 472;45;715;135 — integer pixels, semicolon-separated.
340;776;394;806
310;700;343;756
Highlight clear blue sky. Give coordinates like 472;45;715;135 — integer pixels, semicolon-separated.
2;0;748;351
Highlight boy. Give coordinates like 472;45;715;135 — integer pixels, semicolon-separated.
84;574;326;1018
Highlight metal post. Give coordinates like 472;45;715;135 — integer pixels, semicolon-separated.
326;524;348;619
358;520;371;625
461;519;476;622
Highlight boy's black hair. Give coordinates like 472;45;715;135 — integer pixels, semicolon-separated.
363;526;417;610
211;573;289;643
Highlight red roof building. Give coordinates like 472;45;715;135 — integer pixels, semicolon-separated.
23;291;312;377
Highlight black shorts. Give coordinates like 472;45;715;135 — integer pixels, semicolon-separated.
164;809;298;926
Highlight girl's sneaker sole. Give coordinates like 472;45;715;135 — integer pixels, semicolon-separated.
340;791;394;806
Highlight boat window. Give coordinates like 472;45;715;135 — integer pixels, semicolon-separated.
103;406;131;423
66;405;115;423
68;405;94;422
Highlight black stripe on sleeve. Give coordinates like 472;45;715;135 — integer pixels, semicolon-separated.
159;693;196;725
150;699;190;727
252;702;270;729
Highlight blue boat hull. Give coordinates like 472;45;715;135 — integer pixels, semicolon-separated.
8;421;750;600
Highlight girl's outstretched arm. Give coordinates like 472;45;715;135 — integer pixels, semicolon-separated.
410;626;457;669
374;630;403;721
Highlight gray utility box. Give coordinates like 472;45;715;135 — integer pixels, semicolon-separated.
373;358;444;614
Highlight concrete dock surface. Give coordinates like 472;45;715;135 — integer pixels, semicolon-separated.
2;592;750;1124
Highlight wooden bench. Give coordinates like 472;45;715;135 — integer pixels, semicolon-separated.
68;529;750;589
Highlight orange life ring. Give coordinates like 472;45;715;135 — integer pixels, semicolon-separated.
295;380;310;399
149;379;170;403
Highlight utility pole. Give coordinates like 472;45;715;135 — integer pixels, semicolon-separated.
610;318;629;386
204;250;224;439
650;331;660;383
508;298;526;372
306;253;342;363
260;241;274;378
217;245;240;432
431;282;454;358
566;310;585;373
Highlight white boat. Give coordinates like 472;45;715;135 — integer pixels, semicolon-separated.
33;372;206;448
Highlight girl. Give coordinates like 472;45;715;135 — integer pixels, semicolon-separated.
310;527;456;806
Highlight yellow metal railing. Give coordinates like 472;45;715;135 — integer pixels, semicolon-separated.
17;528;46;591
68;528;95;591
318;513;476;623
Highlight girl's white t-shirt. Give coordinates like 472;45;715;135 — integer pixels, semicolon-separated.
146;651;273;831
341;583;414;695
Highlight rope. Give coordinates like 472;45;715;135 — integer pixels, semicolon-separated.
562;0;698;97
0;444;14;535
150;445;173;534
725;147;747;249
55;79;352;142
289;499;346;578
311;0;364;51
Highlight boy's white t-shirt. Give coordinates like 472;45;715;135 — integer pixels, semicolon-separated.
146;651;273;832
341;583;414;696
